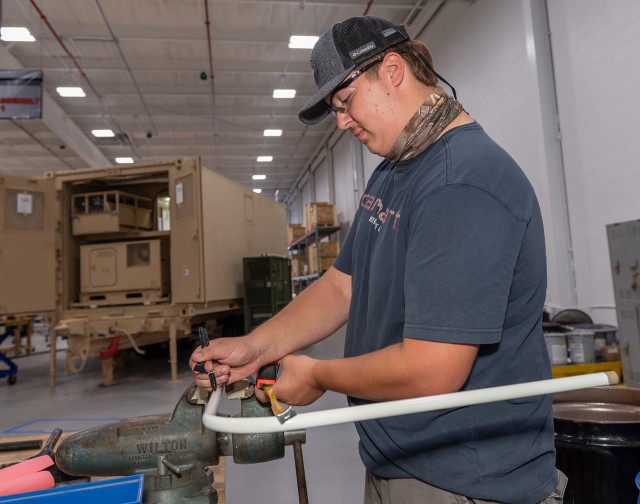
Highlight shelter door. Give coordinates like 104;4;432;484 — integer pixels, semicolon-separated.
169;159;204;303
0;175;56;315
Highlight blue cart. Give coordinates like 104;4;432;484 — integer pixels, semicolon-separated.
0;325;18;385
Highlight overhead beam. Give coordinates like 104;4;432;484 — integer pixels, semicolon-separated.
62;104;316;117
18;56;313;74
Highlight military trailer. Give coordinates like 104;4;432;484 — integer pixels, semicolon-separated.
0;157;287;385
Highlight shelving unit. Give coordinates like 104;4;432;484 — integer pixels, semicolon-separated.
288;225;341;293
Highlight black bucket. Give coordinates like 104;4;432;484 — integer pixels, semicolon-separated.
553;387;640;504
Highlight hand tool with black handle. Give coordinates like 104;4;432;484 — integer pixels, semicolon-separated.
194;327;217;391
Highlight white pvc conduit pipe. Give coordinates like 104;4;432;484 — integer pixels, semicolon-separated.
202;371;618;434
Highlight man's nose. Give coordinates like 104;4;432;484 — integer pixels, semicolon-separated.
335;110;351;130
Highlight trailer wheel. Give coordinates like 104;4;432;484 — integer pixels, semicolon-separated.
8;375;17;385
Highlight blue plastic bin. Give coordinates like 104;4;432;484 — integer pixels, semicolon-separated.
0;474;143;503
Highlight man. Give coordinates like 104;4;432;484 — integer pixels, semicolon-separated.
191;16;566;504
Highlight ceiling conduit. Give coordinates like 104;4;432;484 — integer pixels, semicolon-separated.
28;0;138;157
94;0;157;137
203;0;218;143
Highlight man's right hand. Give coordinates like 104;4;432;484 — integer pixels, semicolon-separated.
189;334;262;391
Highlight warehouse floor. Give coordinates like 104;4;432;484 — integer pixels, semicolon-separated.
0;326;364;504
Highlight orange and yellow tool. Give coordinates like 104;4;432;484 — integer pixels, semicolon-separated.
256;363;297;424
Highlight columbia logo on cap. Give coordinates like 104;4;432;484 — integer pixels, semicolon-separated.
349;42;377;59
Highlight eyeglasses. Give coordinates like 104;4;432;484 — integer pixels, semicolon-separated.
328;58;382;117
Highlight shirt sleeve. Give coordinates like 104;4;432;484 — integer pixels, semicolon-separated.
403;183;529;344
333;213;359;276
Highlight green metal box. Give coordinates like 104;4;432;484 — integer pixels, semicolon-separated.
243;256;292;332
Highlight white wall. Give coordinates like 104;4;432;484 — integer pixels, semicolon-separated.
362;148;383;187
331;131;359;235
547;0;640;324
419;0;579;310
288;0;640;326
313;158;331;203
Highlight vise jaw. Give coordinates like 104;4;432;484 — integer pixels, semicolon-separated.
55;382;306;503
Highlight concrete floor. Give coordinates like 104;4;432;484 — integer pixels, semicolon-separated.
0;326;364;503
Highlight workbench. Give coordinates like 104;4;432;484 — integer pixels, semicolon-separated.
0;433;226;502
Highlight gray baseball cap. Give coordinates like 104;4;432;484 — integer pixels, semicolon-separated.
298;16;409;125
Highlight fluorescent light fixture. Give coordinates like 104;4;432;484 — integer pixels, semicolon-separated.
57;87;86;97
0;27;36;42
273;89;296;99
257;156;273;163
91;129;115;138
264;129;283;137
289;35;318;49
253;188;263;194
115;157;134;164
252;174;267;180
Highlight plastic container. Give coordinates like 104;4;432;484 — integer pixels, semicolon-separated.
567;329;596;363
544;333;568;365
568;324;618;361
0;474;143;504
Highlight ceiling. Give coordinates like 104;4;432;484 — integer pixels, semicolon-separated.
0;0;440;201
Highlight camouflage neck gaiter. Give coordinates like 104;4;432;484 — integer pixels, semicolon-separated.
386;86;464;163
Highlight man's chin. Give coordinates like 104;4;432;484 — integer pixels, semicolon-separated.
366;144;387;158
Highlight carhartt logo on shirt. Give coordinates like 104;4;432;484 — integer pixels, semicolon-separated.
360;193;401;231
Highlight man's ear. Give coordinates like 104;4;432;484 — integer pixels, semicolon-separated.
382;52;405;88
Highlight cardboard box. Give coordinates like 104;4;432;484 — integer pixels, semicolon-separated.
290;252;307;277
309;254;336;275
308;242;339;274
305;202;336;231
312;241;339;256
602;343;621;362
287;224;306;244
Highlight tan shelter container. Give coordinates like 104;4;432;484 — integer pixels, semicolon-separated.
0;157;287;385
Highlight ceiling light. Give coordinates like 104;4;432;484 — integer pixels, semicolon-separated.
257;156;273;163
264;129;283;137
57;87;86;98
252;174;267;180
288;36;318;49
91;129;115;138
0;27;36;42
273;89;296;99
253;188;263;194
115;157;134;164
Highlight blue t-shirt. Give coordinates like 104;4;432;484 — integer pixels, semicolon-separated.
333;123;556;504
